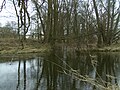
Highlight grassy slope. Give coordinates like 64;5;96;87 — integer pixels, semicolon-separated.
0;38;120;54
0;38;50;54
96;43;120;52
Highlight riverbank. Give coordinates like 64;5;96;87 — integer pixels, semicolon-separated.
0;38;120;55
0;38;50;55
92;43;120;52
0;38;51;61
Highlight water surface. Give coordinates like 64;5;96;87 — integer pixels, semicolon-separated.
0;48;120;90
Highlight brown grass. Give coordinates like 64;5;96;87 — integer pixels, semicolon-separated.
0;38;50;54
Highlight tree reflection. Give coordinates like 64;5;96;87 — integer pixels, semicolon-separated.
14;51;120;90
23;60;26;90
44;46;120;89
96;53;118;88
16;60;21;90
44;48;58;90
34;57;44;90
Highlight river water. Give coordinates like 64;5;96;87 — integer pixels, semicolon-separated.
0;47;120;90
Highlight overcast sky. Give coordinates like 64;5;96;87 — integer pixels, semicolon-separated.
0;0;119;26
0;0;34;26
0;0;17;26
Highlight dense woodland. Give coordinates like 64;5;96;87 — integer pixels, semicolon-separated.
0;0;120;48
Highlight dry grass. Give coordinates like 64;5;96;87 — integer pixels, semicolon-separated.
0;38;50;54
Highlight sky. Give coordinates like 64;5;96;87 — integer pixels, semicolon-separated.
0;0;34;26
0;0;119;26
0;0;17;26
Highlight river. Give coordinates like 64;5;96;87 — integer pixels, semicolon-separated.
0;47;120;90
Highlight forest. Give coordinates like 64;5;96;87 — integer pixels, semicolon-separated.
0;0;120;90
0;0;120;52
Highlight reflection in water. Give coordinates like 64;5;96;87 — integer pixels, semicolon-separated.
95;53;119;88
16;60;21;90
23;60;26;90
34;57;44;90
0;47;120;90
45;48;58;90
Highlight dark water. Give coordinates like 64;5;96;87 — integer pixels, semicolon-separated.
0;47;120;90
